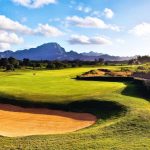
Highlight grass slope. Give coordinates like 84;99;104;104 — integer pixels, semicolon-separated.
0;66;150;150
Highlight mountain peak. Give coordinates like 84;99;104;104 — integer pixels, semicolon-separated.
81;51;103;57
0;42;132;61
37;42;62;49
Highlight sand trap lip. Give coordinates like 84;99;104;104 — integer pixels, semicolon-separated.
0;104;96;137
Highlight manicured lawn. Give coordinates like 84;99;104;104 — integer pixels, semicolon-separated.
0;67;150;150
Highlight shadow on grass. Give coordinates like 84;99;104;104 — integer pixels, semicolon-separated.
75;77;149;101
121;82;150;101
0;93;126;120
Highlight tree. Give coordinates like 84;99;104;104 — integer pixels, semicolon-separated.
98;58;104;64
128;59;140;65
6;64;15;71
23;58;30;66
0;58;8;68
8;57;19;68
36;63;42;68
47;62;56;69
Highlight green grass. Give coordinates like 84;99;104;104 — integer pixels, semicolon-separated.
0;66;150;150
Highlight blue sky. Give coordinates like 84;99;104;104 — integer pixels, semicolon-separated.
0;0;150;56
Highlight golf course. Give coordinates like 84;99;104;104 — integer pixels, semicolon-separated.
0;66;150;150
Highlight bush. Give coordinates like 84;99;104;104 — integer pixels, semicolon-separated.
121;67;130;72
6;64;15;71
47;63;56;69
137;66;146;70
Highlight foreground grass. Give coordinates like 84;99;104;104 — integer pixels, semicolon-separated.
0;67;150;150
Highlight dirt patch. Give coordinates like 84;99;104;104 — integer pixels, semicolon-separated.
80;69;132;77
0;104;96;137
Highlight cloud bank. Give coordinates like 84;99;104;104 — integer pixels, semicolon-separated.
0;15;63;50
130;22;150;37
68;35;112;45
12;0;56;8
104;8;114;19
66;16;120;31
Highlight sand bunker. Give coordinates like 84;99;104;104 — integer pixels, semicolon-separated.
0;104;96;137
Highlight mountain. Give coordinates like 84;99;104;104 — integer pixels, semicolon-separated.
81;51;131;61
81;51;103;57
0;42;132;61
0;43;67;60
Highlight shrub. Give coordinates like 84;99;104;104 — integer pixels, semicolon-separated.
137;66;146;70
6;64;15;71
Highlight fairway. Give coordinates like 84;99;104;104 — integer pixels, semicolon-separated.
0;67;150;150
1;0;150;149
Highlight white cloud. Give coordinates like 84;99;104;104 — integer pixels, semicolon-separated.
12;0;56;8
116;39;125;44
68;35;112;45
35;24;63;37
0;43;11;50
90;36;112;45
77;6;83;11
91;11;101;17
77;5;92;13
130;22;150;37
66;16;120;31
69;35;89;45
0;15;63;50
0;15;63;37
0;31;23;50
103;8;114;19
0;31;23;44
0;15;32;34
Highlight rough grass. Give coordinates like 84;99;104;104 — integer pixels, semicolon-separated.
0;66;150;150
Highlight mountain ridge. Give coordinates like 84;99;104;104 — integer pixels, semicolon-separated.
0;42;132;61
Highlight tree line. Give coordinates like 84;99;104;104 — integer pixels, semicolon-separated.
0;55;149;71
128;55;150;65
0;57;104;71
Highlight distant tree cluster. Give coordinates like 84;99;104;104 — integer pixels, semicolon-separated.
0;57;104;71
136;56;150;63
105;60;129;66
128;55;150;65
0;57;19;71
